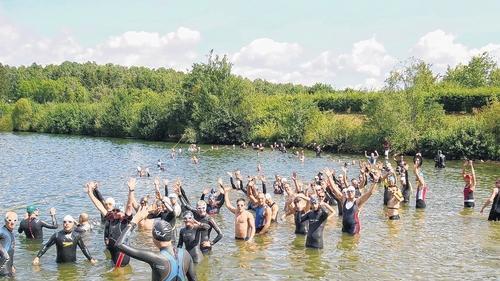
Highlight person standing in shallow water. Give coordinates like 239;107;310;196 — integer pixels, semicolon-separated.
18;206;58;240
462;160;476;208
0;211;17;278
480;178;500;221
413;154;428;209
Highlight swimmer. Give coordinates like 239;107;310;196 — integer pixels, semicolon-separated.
87;180;133;267
177;211;210;263
0;211;17;277
462;160;476;208
480;178;500;221
383;167;403;220
300;196;333;249
33;215;96;265
248;191;272;235
222;185;255;241
434;150;446;168
200;183;225;215
115;206;197;281
365;150;379;166
18;206;57;240
414;156;428;209
324;168;380;235
75;213;92;233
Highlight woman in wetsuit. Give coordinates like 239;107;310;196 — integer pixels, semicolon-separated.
33;215;96;265
0;212;17;278
384;167;403;220
324;168;380;235
480;178;500;221
177;211;210;263
116;206;197;281
462;160;476;208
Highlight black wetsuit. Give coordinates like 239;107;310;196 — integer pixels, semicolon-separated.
401;170;411;203
104;212;132;267
294;211;308;235
300;207;329;249
342;201;360;235
18;216;58;240
488;189;500;221
434;154;445;168
0;226;15;277
116;224;197;281
230;177;244;191
36;230;93;263
177;223;209;263
200;193;225;215
180;198;223;253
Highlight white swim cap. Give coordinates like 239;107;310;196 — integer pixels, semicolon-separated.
63;215;76;223
105;197;115;206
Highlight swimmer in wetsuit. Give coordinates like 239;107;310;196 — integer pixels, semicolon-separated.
87;180;133;267
18;206;58;240
177;211;210;263
462;160;476;208
248;190;272;235
180;197;223;254
200;184;225;215
383;167;403;220
0;211;17;278
116;206;197;281
480;178;500;221
324;168;380;235
300;196;333;249
33;215;96;265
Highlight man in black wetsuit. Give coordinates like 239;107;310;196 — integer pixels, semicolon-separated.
18;206;58;240
32;215;96;265
300;196;333;248
177;211;210;263
0;211;17;278
116;206;197;281
180;198;223;254
87;180;133;267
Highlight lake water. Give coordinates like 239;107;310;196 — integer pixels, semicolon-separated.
0;132;499;281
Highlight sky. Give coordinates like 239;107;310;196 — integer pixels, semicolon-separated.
1;0;500;89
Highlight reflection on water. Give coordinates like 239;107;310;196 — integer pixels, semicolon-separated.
0;132;499;281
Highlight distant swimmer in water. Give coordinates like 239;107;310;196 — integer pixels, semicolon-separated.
434;150;446;168
115;206;197;281
222;183;255;241
137;166;150;177
365;150;379;166
18;206;57;240
462;160;476;208
480;178;500;221
32;215;97;265
157;159;165;171
0;211;18;278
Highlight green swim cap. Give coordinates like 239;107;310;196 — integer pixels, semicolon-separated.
27;205;37;214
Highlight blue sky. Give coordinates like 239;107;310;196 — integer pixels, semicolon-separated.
1;0;499;88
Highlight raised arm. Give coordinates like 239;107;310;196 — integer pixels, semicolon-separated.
86;182;108;216
374;150;379;158
357;173;380;208
128;178;140;211
223;187;237;214
323;168;343;200
470;161;476;189
40;208;58;229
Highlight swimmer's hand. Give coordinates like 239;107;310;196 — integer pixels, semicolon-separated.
49;207;56;216
131;205;151;224
217;177;224;187
203;187;211;195
32;257;40;265
153;177;160;189
128;178;136;192
90;258;97;265
226;172;233;178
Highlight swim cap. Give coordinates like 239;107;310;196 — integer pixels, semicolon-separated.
63;215;76;223
152;220;173;241
105;197;115;206
167;193;178;199
310;196;318;205
207;194;216;201
183;211;194;220
26;205;37;214
265;193;272;201
346;186;356;193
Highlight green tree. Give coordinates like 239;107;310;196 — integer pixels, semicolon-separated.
11;98;34;131
385;58;436;92
443;52;497;88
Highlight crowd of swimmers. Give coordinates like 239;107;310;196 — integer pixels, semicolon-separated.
1;143;499;281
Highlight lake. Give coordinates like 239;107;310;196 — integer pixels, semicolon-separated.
0;132;499;280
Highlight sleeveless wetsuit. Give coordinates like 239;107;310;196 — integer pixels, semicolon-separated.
36;230;93;263
116;224;197;281
463;185;475;208
300;208;328;248
254;206;266;233
177;223;209;263
104;212;131;267
18;216;58;240
416;186;428;209
488;189;500;221
294;211;308;235
342;201;360;235
0;226;15;277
